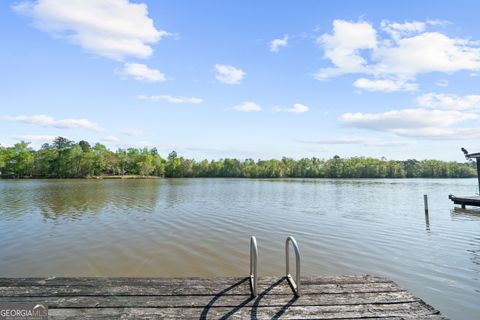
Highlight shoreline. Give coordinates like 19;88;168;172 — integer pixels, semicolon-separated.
0;175;162;180
0;176;476;180
86;175;161;179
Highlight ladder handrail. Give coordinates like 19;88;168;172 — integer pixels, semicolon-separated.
285;236;301;296
249;236;258;297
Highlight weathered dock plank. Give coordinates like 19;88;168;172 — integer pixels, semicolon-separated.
0;275;391;287
47;304;446;320
0;276;446;319
0;291;420;308
0;281;403;297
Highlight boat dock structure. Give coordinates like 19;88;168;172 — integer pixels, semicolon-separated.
0;237;446;319
449;194;480;208
450;148;480;208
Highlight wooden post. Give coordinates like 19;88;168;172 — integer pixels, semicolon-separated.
424;194;430;230
424;210;430;231
424;195;428;214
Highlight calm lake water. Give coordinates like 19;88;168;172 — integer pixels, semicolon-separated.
0;178;479;319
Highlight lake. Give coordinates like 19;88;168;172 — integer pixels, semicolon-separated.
0;178;478;319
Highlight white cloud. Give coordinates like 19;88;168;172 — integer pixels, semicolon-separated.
287;103;309;113
316;19;480;91
13;0;168;60
315;20;377;80
275;103;310;113
354;77;417;92
270;34;288;53
302;136;414;147
338;88;480;140
137;94;203;104
390;127;480;140
416;93;480;111
101;135;120;144
122;63;165;82
5;115;103;131
426;19;451;27
233;102;261;112
214;64;245;85
339;107;480;140
11;135;56;143
121;129;144;136
134;141;154;148
339;108;478;131
373;32;480;76
381;20;426;41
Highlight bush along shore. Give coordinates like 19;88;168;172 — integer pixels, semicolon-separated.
0;137;476;179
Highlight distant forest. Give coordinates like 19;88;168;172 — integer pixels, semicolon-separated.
0;137;476;179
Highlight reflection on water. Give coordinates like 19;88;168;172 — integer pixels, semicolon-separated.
0;178;479;320
452;207;480;220
1;180;163;220
424;211;431;232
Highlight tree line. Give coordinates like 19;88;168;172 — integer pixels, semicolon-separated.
0;137;476;179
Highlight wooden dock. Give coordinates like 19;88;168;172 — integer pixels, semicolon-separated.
449;194;480;208
0;275;446;319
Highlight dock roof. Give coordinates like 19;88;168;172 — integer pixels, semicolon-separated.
466;152;480;158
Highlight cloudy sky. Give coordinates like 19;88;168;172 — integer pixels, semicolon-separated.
1;0;480;161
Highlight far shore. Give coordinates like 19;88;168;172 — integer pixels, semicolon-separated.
0;175;162;180
2;139;476;179
0;176;477;180
87;175;161;179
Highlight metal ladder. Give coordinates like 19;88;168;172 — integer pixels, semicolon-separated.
249;236;258;297
249;235;301;297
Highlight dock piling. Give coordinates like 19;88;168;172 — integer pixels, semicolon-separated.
424;194;429;214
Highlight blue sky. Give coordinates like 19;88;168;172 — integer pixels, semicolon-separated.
1;0;480;161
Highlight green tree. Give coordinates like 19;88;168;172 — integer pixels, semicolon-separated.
78;140;91;152
0;137;477;179
166;151;183;177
